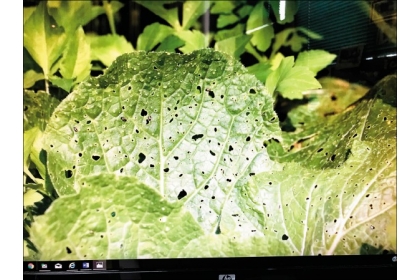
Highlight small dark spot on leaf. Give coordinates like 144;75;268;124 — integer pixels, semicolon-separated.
73;127;78;132
229;145;234;151
121;116;127;122
197;85;201;92
331;95;337;101
282;234;289;241
227;178;231;182
249;173;255;176
366;194;370;197
331;154;336;161
208;90;215;98
178;189;187;200
164;168;169;172
138;153;146;164
204;185;209;190
246;136;251;141
141;109;148;116
150;164;154;168
383;117;387;121
317;148;323;153
210;150;215;156
78;153;82;157
66;247;72;254
92;155;100;161
249;88;256;94
174;156;179;160
111;211;116;217
120;168;123;173
192;134;204;141
211;196;215;199
64;170;73;178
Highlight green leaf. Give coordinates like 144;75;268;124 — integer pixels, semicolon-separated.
295;50;336;75
237;4;253;19
266;56;321;100
24;127;41;180
271;28;295;56
210;1;236;14
276;66;322;99
156;35;185;52
59;27;91;82
47;1;105;33
137;23;174;51
246;2;274;52
24;90;60;132
269;75;396;170
50;76;74;93
176;30;209;53
24;70;45;89
182;1;210;30
43;49;280;215
29;174;204;260
246;62;273;84
253;139;396;255
24;7;36;24
88;34;135;67
215;34;251;59
266;56;294;95
135;1;181;30
24;189;44;207
217;14;240;28
23;1;67;77
214;24;245;41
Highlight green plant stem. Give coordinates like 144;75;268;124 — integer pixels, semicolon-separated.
104;1;117;35
245;43;266;63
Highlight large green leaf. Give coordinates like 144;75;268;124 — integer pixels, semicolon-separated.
176;30;209;53
23;1;67;77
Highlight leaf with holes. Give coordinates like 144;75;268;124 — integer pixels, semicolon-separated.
35;49;283;258
268;75;396;170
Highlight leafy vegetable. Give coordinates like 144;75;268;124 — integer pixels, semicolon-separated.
26;50;396;260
